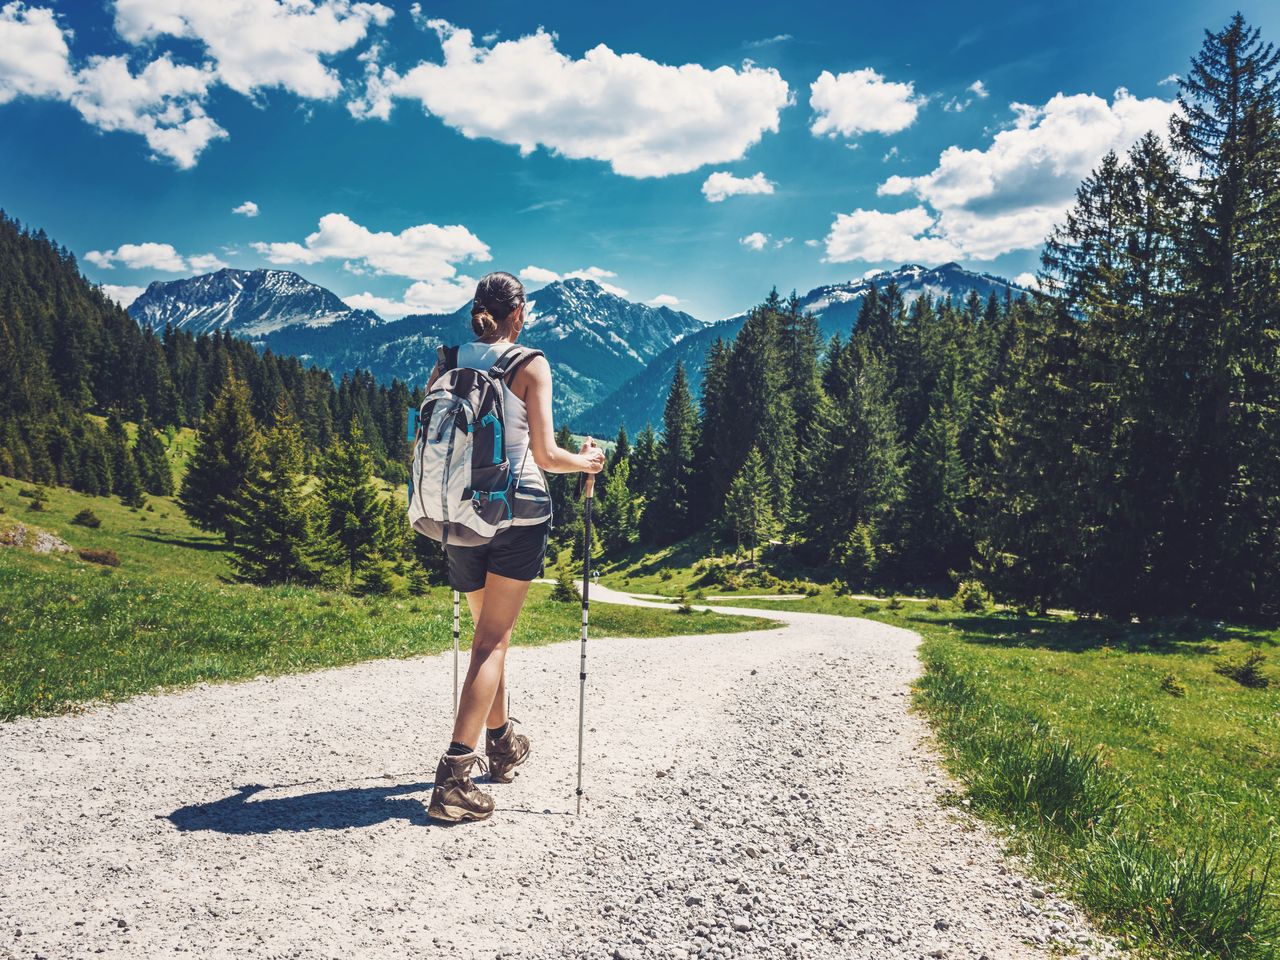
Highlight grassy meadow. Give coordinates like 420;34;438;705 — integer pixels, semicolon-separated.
0;476;775;720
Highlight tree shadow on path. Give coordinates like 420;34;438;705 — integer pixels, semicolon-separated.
167;779;434;834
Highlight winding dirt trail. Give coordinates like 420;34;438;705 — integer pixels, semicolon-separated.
0;587;1113;959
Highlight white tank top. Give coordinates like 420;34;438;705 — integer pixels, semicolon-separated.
455;340;545;492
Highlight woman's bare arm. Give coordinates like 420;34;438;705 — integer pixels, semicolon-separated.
517;356;604;475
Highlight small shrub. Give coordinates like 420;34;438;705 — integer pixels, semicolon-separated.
676;601;694;615
70;509;101;529
659;569;674;581
925;598;943;613
145;503;155;512
26;499;45;512
549;568;580;602
354;563;394;596
1160;672;1187;697
1214;650;1270;689
953;580;993;613
78;548;120;567
887;596;904;611
407;567;430;597
18;486;46;500
831;578;850;596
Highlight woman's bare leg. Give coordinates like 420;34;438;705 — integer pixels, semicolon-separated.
450;572;529;749
462;587;508;731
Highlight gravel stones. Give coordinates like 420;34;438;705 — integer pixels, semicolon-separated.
0;585;1116;959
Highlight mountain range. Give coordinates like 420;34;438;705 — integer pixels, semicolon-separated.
126;262;1026;432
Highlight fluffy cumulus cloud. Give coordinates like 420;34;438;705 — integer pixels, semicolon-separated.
252;212;490;281
70;54;225;169
740;232;768;251
701;170;775;202
825;88;1179;263
99;283;146;307
112;0;393;99
648;294;680;307
85;241;226;272
823;207;958;263
0;4;225;167
0;2;76;103
343;277;477;318
349;21;791;178
809;68;925;138
0;1;392;168
232;200;259;217
518;264;627;297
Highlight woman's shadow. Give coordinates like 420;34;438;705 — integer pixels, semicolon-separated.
168;778;435;834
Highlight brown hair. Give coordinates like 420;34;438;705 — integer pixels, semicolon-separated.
470;271;526;339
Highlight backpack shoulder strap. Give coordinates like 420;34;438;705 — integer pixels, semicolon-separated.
437;344;459;374
489;345;544;381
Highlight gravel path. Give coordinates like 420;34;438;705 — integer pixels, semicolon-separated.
0;587;1114;960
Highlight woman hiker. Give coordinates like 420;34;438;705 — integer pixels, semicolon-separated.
426;271;605;823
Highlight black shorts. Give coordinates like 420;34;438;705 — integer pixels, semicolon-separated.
444;521;549;593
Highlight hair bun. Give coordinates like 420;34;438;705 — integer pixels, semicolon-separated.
471;303;498;338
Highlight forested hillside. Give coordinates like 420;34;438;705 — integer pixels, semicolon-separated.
0;211;421;488
598;15;1280;621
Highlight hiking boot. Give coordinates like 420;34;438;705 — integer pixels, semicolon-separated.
427;752;495;822
486;719;531;783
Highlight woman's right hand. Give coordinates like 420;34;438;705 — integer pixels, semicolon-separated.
579;437;606;474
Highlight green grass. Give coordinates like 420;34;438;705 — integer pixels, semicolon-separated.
0;478;775;720
0;476;231;582
730;588;1280;959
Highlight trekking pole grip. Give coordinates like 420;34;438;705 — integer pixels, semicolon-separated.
583;436;597;498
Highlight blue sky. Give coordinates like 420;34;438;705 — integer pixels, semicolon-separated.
2;0;1277;322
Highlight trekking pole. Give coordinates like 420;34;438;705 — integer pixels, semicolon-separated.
452;589;460;719
575;441;597;816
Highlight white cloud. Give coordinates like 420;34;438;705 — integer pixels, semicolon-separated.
945;81;989;114
1013;272;1037;288
823;207;958;264
0;2;76;103
350;20;791;178
188;253;229;271
740;231;768;251
86;241;226;272
344;277;476;318
648;293;680;307
744;34;792;49
99;283;146;306
0;5;227;168
969;80;989;98
70;54;225;169
232;200;259;217
1158;74;1179;87
834;88;1180;262
809;68;924;138
518;264;627;297
701;170;775;202
252;212;490;282
112;0;393;100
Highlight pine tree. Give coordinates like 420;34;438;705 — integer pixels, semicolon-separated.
722;447;774;562
609;424;630;469
597;455;639;552
319;419;387;583
1170;13;1280;614
643;361;698;544
133;418;174;496
545;424;579;544
631;423;659;501
179;374;263;541
226;404;326;585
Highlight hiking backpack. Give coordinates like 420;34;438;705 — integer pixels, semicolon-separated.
408;344;552;547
